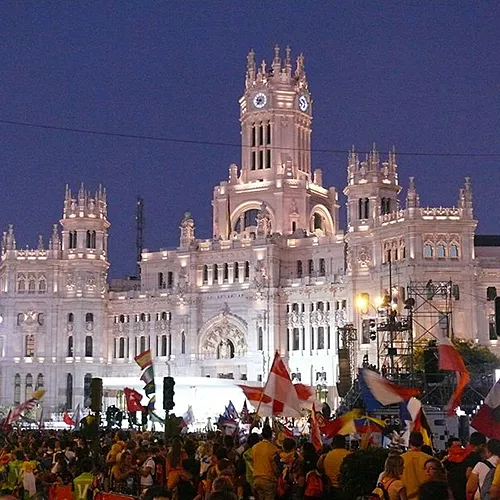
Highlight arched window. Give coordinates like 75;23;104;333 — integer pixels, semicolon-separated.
38;279;47;293
319;258;326;276
36;373;44;390
86;231;91;248
69;231;77;249
119;314;126;323
140;313;147;322
203;265;208;283
28;280;36;293
14;374;21;404
85;336;93;357
234;209;259;233
84;373;92;407
25;373;33;396
245;261;250;280
317;327;325;350
68;313;74;323
437;243;446;259
213;264;219;282
66;374;73;410
313;213;323;231
223;263;229;281
258;327;263;351
161;335;167;357
85;312;94;323
91;231;96;249
234;263;239;280
158;272;165;289
140;336;147;353
181;331;186;355
423;242;434;259
67;336;74;357
119;337;125;358
17;279;25;293
308;259;314;275
450;243;459;259
297;260;303;278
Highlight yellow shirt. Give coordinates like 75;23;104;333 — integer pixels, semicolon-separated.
321;448;351;488
401;449;432;500
492;464;500;486
251;440;278;480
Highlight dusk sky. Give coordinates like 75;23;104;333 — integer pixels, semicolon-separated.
2;3;499;278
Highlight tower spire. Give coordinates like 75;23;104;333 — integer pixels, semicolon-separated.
272;44;281;74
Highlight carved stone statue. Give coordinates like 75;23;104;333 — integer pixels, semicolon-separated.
179;212;195;249
256;203;272;237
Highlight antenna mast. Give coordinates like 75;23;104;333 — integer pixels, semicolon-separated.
136;197;145;277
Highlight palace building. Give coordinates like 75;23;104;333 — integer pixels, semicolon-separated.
0;46;498;421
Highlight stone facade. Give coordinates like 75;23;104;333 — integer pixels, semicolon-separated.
0;47;498;415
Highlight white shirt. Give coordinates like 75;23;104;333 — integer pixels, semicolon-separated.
140;457;155;488
471;455;500;499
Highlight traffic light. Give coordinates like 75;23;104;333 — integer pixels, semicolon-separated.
369;319;377;341
163;376;175;411
91;378;103;412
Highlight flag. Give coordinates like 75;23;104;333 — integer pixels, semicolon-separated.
140;366;155;384
272;419;293;446
183;406;195;426
438;337;470;415
319;409;361;438
226;401;239;420
134;350;153;370
124;387;145;412
354;415;387;435
359;368;420;411
310;404;322;451
144;380;156;396
74;404;84;428
147;394;156;411
63;413;76;426
6;389;46;425
402;398;433;447
471;378;500;439
240;401;250;424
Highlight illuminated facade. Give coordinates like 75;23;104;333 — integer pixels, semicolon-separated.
0;47;498;416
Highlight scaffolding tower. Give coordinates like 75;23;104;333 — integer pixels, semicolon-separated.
376;280;456;389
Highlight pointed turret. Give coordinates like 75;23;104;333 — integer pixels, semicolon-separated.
459;177;473;219
272;44;281;75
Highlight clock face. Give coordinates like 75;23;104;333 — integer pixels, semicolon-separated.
298;94;308;112
253;92;267;109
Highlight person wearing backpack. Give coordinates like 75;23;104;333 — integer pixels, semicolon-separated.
467;439;500;500
372;454;407;500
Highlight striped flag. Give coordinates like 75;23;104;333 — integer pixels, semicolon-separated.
134;350;153;370
7;389;46;425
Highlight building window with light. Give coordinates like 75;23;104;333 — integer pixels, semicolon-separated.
423;242;434;259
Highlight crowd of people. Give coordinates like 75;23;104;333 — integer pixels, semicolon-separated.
0;425;499;500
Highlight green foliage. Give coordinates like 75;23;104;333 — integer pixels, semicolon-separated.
339;447;389;500
453;339;500;374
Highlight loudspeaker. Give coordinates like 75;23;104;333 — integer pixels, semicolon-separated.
91;377;103;412
423;347;444;384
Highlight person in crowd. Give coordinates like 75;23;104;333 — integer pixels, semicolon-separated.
443;432;486;500
251;425;279;500
424;458;448;483
110;450;137;495
419;480;450;500
401;431;432;500
490;462;500;500
466;438;500;500
317;434;351;497
242;432;260;491
375;453;407;500
73;458;95;500
137;445;156;494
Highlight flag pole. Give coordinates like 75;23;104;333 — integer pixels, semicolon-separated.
251;351;279;429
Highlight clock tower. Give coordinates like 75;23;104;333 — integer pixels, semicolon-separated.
212;46;339;240
239;45;312;183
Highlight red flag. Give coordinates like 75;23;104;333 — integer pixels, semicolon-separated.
63;413;75;426
438;338;470;415
471;378;500;439
310;404;322;451
124;387;145;412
